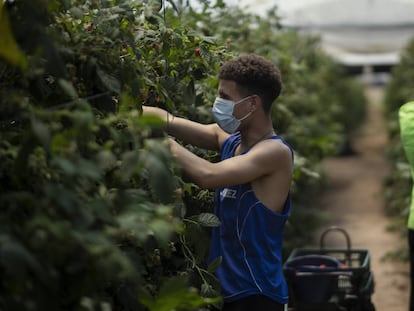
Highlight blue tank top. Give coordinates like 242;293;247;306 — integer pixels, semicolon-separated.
208;132;293;304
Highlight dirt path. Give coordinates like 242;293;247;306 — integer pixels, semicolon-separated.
312;85;410;310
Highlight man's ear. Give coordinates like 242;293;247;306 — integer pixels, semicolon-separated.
250;95;261;112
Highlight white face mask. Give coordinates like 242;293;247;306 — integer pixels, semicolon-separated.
211;96;253;133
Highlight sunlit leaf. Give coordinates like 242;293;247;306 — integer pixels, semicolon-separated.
137;114;166;128
0;4;27;69
157;275;188;298
50;132;71;154
197;213;220;227
141;275;218;311
138;287;155;308
118;92;136;113
150;218;174;245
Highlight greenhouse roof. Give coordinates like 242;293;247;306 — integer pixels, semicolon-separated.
279;0;414;27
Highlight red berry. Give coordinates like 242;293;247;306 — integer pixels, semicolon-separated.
194;48;201;57
139;92;148;101
85;23;93;31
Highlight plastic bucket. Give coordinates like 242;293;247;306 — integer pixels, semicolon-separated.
284;255;341;303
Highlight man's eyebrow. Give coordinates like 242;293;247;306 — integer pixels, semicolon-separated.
218;91;230;99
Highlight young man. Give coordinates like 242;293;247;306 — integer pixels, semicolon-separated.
143;54;293;311
399;101;414;311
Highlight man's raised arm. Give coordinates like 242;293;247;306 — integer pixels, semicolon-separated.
142;106;227;151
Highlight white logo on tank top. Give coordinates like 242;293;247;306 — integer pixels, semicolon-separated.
220;188;237;199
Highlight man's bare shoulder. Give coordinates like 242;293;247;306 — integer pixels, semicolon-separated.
245;137;293;175
253;137;292;159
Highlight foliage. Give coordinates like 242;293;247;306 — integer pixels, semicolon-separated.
384;38;414;118
0;0;368;309
0;0;223;310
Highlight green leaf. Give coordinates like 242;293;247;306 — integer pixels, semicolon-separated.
77;159;102;180
142;275;218;311
31;118;51;148
145;153;175;203
50;132;71;154
200;282;221;301
95;150;117;171
200;282;222;309
0;4;27;69
138;287;155;309
52;157;77;176
14;134;38;181
201;36;217;45
70;7;83;19
183;80;195;107
97;68;121;94
142;140;177;204
197;213;220;227
58;79;78;99
120;150;140;179
118;92;136;113
137;114;166;128
0;235;46;284
117;212;151;242
149;218;174;245
158;275;188;298
207;256;222;273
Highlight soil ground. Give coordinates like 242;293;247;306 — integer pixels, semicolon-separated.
310;85;410;310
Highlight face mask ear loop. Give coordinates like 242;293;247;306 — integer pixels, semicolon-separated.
237;111;253;122
235;95;255;122
234;95;254;106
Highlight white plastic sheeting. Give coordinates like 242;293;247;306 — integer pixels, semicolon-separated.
235;0;414;66
280;0;414;26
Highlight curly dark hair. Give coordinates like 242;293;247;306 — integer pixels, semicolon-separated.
219;54;282;113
